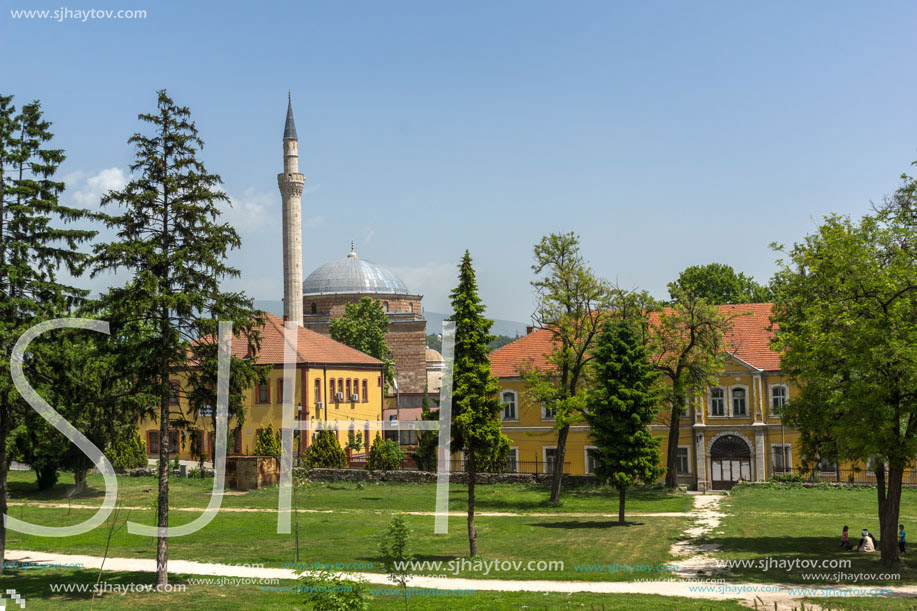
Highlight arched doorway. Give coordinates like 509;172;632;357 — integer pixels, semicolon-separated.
710;435;752;490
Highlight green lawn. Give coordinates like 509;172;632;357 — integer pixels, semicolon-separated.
6;470;692;514
0;568;753;610
714;485;917;586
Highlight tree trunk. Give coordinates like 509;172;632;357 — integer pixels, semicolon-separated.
618;486;626;525
156;357;170;586
664;394;683;489
549;424;570;504
73;465;88;495
467;448;477;557
878;465;903;566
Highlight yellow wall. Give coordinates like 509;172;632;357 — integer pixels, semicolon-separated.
138;364;385;460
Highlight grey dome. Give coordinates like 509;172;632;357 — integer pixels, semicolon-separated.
302;251;409;296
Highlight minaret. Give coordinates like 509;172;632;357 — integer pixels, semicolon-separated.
278;93;305;326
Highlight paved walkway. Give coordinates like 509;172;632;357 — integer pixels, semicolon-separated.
7;548;917;610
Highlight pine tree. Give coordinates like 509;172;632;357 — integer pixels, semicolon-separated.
91;90;263;586
586;320;664;524
449;250;509;557
0;95;96;573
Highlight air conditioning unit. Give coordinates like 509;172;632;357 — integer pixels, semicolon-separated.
350;393;360;402
335;392;344;402
314;401;323;410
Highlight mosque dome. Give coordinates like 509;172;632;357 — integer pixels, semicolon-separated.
302;248;409;296
425;347;443;363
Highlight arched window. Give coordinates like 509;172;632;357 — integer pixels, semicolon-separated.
362;379;368;402
338;378;344;400
501;390;517;420
311;302;317;314
314;378;321;403
383;301;389;312
329;379;336;401
346;378;352;401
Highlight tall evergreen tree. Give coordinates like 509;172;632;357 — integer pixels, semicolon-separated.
0;95;96;573
91;90;262;586
449;251;509;556
329;296;395;386
586;321;663;524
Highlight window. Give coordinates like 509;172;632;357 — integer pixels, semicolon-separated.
346;379;352;400
257;383;270;404
585;447;599;475
338;378;344;399
676;446;690;474
771;385;787;416
310;302;317;314
277;379;291;403
169;382;180;405
314;379;322;403
362;379;368;402
541;403;556;421
147;430;160;454
501;391;517;421
544;447;558;474
710;388;725;416
169;429;179;453
818;455;837;474
232;428;242;454
731;388;747;416
505;448;519;473
329;379;336;400
772;444;791;474
383;301;389;312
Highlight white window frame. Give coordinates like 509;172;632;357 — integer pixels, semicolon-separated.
709;386;727;418
676;445;691;474
500;389;518;422
584;445;599;475
542;446;558;474
769;384;788;418
506;447;519;473
730;385;749;417
541;402;556;422
772;444;792;474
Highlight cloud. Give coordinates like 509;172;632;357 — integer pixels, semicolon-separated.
66;167;129;207
389;261;456;311
221;187;274;235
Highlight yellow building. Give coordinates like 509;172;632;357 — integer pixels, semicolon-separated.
139;313;386;461
490;303;806;490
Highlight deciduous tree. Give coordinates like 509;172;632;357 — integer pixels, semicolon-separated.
669;263;771;305
329;297;395;387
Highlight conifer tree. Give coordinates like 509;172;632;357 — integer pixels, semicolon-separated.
91;90;262;586
0;95;96;572
449;251;509;556
586;320;663;524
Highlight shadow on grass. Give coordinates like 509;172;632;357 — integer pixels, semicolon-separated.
529;520;645;529
1;568;191;604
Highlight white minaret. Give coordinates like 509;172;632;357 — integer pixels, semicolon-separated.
278;93;305;325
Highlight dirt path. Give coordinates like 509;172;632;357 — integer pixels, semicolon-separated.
6;501;689;518
669;494;727;579
7;548;915;609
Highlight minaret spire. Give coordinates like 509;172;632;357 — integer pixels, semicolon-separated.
278;95;305;325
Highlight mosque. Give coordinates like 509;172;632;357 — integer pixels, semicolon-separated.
278;96;430;411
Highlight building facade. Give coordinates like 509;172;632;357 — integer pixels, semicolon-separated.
490;303;803;489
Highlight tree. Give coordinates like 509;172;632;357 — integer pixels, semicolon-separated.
254;422;282;458
586;321;663;523
329;297;395;387
669;263;771;305
346;430;364;454
106;428;149;471
0;95;96;572
378;514;413;611
303;430;347;468
448;250;509;556
649;287;735;489
771;170;917;565
411;389;438;472
90;90;262;586
524;232;614;504
367;434;403;471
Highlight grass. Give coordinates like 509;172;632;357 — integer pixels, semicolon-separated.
806;598;917;610
713;485;917;586
0;568;754;610
6;470;692;514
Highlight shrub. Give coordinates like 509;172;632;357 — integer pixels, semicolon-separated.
254;423;282;458
771;471;805;484
106;428;148;471
367;434;403;471
299;568;371;611
303;430;347;469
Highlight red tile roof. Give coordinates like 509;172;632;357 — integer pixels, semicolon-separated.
489;303;780;378
230;313;382;367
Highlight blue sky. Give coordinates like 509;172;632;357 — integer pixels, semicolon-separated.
4;1;917;322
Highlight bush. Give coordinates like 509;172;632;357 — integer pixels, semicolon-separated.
303;430;347;469
367;434;403;471
299;569;371;611
106;428;148;471
254;423;282;458
771;471;805;484
34;461;58;491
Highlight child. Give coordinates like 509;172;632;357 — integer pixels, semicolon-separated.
900;525;906;554
841;525;852;551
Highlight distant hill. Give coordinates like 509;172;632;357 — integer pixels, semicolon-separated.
254;301;529;338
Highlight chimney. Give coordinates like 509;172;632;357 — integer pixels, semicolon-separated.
526;326;534;335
